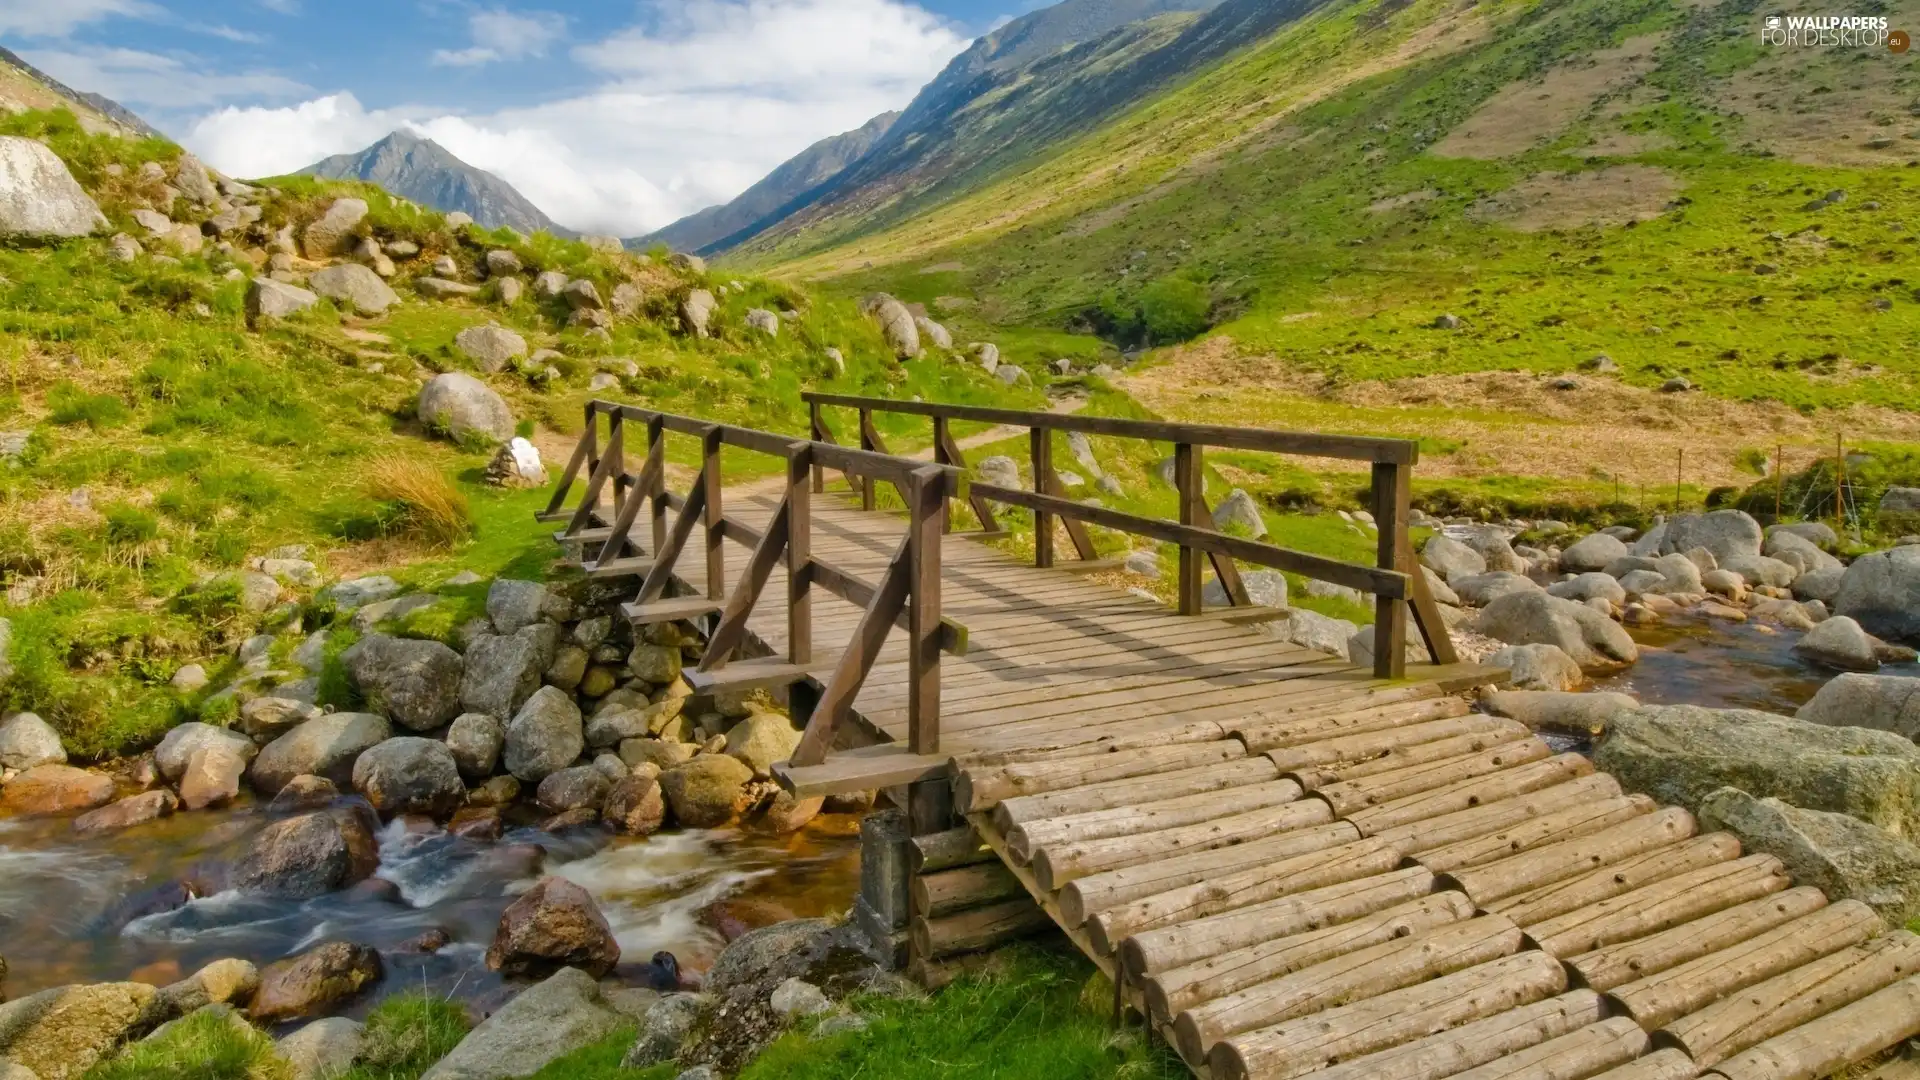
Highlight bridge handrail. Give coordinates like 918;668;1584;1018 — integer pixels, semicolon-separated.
802;391;1457;681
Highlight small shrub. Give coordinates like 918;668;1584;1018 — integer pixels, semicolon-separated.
47;382;130;429
364;455;473;549
338;992;471;1080
102;503;161;545
314;627;363;710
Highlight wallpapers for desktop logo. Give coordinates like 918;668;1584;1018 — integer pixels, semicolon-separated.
1761;13;1909;50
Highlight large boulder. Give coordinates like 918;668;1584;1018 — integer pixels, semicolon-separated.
1881;487;1920;530
179;742;250;810
1473;590;1638;671
74;789;178;834
1419;535;1485;581
680;290;715;338
453;324;528;373
484;876;619;978
603;773;666;835
868;296;920;358
0;981;159;1080
1638;510;1764;564
341;634;464;731
301;198;368;258
247;278;318;324
1558;533;1629;574
503;685;583;783
446;712;504;780
1791;615;1880;673
1833;546;1920;644
1482;689;1640;736
1763;529;1842;576
232;809;379;898
584;698;682;748
660;754;753;827
1546;573;1626;606
1271;608;1359;657
460;625;556;720
1595;705;1920;836
1211;489;1267;539
351;737;466;819
0;712;64;771
1699;787;1920;926
421;967;628;1080
0;136;107;239
249;713;391;794
1797;673;1920;742
154;722;256;782
1486;643;1582;691
621;992;709;1068
249;942;382;1024
534;765;610;814
486;579;566;634
277;1016;364;1080
0;765;113;815
705;918;833;993
321;575;401;613
418;372;514;444
1450;572;1539;607
724;713;801;778
239;696;323;741
308;263;399;314
913;315;952;349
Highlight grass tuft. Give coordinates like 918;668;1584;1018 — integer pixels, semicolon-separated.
82;1006;290;1080
338;992;473;1080
364;455;474;550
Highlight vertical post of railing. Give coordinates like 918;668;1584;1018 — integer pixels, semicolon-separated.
932;416;953;534
584;402;600;494
907;466;943;755
1030;427;1054;569
808;400;825;494
1175;442;1201;615
646;416;667;554
787;443;812;668
1370;461;1410;680
858;408;877;511
701;426;724;599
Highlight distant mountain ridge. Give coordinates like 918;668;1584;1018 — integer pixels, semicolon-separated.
640;111;900;255
0;46;162;138
301;131;565;236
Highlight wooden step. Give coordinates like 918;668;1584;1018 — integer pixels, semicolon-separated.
682;652;843;693
620;596;723;625
773;744;952;797
581;555;653;579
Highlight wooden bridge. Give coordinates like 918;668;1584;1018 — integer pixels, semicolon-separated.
543;394;1920;1080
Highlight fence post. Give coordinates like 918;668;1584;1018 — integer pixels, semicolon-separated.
1030;427;1054;569
1370;461;1409;679
859;408;877;511
646;416;667;554
809;400;826;494
907;466;943;755
1175;443;1201;615
933;416;953;535
702;426;725;599
787;443;812;667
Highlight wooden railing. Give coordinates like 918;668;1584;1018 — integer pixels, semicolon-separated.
539;400;966;770
803;392;1457;681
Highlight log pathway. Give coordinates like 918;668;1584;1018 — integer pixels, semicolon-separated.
542;396;1920;1079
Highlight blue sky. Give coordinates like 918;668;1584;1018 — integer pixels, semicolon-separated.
1;0;1032;233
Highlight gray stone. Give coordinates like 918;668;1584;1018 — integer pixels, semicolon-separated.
422;967;627;1080
680;289;715;337
621;992;710;1068
504;685;583;783
0;136;107;239
341;634;464;731
913;315;952;350
770;977;831;1018
1792;616;1881;672
249;713;391;793
660;754;753;827
1204;569;1287;609
1651;552;1703;594
350;593;441;633
232;809;378;898
484;249;522;277
260;558;322;589
352;737;465;818
1451;572;1540;607
1547;572;1626;606
460;625;557;720
0;713;64;771
238;696;321;741
1793;565;1847;605
487;579;565;634
1642;510;1763;564
535;765;610;813
867;296;920;358
419;372;514;444
1596;705;1920;836
1420;535;1485;580
976;455;1020;488
1834;546;1920;644
454;324;528;374
0;982;159;1079
1881;487;1920;523
1211;489;1266;539
1482;690;1640;735
278;1017;363;1080
246;277;318;324
564;279;603;310
445;712;503;780
1701;568;1746;598
321;575;400;613
1123;550;1160;577
1797;673;1920;742
586;699;681;748
154;722;256;783
415;277;480;299
1474;590;1637;671
1771;522;1839;550
725;713;801;779
628;643;682;685
1487;643;1583;692
301;198;367;259
1271;609;1359;657
1699;787;1920;926
307;263;398;314
170;663;208;691
745;308;779;336
106;232;141;261
1722;553;1796;589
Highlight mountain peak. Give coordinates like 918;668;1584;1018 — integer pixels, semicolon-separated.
300;132;565;237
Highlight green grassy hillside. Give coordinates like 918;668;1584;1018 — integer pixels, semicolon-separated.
0;109;1042;757
747;0;1920;518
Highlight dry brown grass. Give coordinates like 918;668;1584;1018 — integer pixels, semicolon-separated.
1431;33;1665;159
1467;164;1683;231
365;454;472;550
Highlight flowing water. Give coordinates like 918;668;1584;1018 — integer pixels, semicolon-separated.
0;801;862;1010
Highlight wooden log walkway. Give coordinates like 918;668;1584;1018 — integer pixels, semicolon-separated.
545;399;1920;1078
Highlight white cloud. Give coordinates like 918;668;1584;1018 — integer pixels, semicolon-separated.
23;46;307;109
431;8;566;67
182;0;969;236
0;0;159;37
256;0;298;11
188;23;268;44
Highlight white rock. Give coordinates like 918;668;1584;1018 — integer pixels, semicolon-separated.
0;136;107;238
